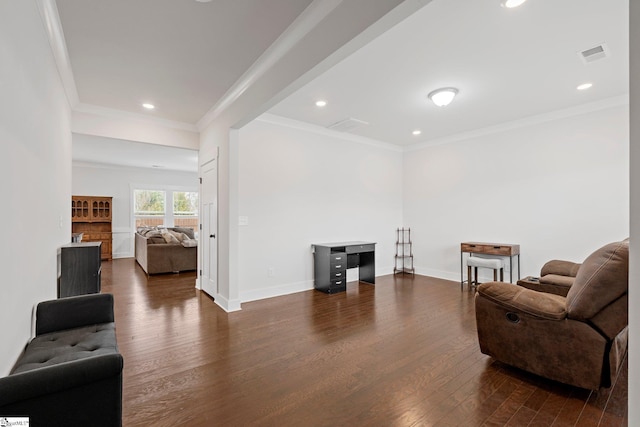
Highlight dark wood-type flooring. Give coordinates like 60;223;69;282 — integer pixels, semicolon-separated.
101;259;627;426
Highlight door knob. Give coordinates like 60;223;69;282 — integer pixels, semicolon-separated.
210;234;215;238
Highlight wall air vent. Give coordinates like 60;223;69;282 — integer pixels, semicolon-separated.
327;117;369;132
578;43;609;64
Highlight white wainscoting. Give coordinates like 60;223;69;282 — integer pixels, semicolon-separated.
112;228;134;259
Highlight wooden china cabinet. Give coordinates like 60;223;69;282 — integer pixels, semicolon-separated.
71;196;112;260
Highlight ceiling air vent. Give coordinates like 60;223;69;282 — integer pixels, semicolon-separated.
578;43;609;64
328;117;369;132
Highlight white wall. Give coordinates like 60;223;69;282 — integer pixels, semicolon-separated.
404;102;629;282
72;163;198;258
236;116;403;302
72;109;199;150
0;1;72;374
628;2;639;423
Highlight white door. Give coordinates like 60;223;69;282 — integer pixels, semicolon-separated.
200;162;217;297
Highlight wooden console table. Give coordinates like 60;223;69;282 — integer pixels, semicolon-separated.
460;241;520;288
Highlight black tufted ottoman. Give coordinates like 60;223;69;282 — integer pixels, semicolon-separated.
0;293;123;426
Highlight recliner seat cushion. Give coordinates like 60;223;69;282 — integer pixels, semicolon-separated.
539;274;575;288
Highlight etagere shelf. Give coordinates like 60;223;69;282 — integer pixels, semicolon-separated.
394;227;415;275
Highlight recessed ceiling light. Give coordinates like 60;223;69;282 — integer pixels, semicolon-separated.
142;103;155;110
412;130;422;136
315;100;327;107
577;83;593;91
501;0;527;8
428;87;458;107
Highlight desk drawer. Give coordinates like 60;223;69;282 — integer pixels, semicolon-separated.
330;252;347;264
331;270;345;280
330;279;346;293
346;244;375;254
462;243;512;256
331;262;346;273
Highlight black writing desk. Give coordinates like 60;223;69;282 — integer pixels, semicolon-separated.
311;241;376;293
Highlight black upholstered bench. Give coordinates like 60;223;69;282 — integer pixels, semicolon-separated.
0;293;123;426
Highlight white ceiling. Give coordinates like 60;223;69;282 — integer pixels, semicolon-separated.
56;0;314;124
73;134;198;172
270;0;629;146
62;0;629;169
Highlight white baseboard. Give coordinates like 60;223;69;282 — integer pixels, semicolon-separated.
240;280;314;303
208;292;242;312
414;266;460;282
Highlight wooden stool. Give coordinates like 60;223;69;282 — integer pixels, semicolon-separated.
466;257;504;289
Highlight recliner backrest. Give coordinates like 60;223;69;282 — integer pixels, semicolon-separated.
566;240;628;322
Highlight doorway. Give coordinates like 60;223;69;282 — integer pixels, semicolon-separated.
200;159;218;297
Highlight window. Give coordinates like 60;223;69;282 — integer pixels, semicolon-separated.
134;190;165;227
173;191;198;229
133;188;198;230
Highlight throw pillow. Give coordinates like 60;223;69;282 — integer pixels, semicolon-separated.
169;230;186;242
181;239;198;248
162;233;180;244
172;227;195;239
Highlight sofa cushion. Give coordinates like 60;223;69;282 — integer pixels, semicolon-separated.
11;323;118;375
171;227;195;239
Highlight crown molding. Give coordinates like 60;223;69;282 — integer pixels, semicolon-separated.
36;0;80;108
196;0;343;131
257;113;402;152
73;103;198;133
405;95;629;152
72;160;198;174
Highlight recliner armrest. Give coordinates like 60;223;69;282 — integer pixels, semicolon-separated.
36;293;114;335
540;260;580;277
476;282;567;320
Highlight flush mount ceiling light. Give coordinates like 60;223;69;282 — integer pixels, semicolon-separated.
577;82;593;91
501;0;527;8
428;87;458;107
412;130;422;136
142;103;155;110
315;100;327;107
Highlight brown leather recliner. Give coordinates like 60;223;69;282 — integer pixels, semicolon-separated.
518;259;581;296
475;240;628;390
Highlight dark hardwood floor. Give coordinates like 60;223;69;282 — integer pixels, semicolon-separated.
101;259;627;427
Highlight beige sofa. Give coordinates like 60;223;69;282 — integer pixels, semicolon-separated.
135;227;197;275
